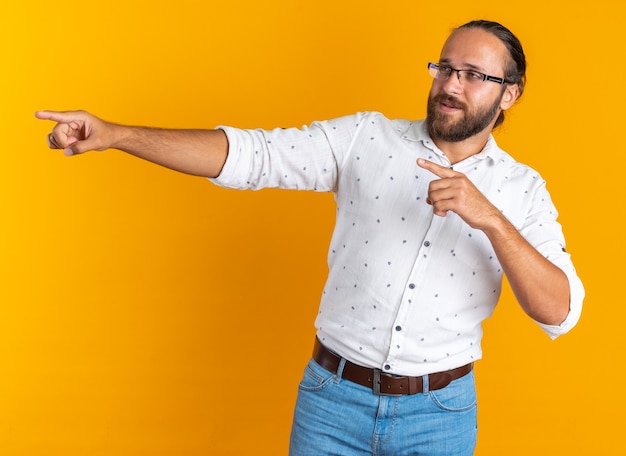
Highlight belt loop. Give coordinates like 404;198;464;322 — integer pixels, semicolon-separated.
335;358;347;382
422;374;430;395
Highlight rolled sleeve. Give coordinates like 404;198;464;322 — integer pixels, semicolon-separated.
535;267;584;339
521;179;585;338
208;116;358;192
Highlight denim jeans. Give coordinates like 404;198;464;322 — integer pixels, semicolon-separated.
289;358;477;456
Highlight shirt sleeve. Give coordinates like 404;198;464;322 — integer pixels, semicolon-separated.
208;114;361;192
519;177;585;339
534;259;584;340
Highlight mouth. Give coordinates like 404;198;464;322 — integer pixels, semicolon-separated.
436;95;465;113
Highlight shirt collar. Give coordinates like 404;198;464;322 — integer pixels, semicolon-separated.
401;119;501;164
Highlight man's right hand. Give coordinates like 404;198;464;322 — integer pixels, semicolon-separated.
35;110;119;156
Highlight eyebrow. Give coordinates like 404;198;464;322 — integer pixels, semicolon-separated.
439;58;486;72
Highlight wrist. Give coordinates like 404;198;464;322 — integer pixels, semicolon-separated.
481;210;516;241
108;122;133;151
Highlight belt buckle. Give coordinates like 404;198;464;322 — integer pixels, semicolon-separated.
372;369;403;397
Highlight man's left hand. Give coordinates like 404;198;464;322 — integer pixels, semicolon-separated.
417;158;502;230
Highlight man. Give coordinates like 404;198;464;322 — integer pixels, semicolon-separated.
37;20;583;455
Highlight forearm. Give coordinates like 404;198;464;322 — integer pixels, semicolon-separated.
36;110;229;178
111;125;229;178
484;215;570;326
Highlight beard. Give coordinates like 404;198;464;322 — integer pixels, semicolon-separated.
426;92;502;143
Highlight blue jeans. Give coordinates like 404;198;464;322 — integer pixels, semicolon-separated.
289;358;477;455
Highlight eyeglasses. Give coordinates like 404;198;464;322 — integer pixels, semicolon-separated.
428;62;512;86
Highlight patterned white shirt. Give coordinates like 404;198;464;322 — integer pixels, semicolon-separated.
211;111;584;376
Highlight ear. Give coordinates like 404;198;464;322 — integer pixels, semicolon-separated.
500;83;520;110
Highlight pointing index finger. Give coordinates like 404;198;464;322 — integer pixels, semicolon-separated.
417;158;457;178
35;110;61;121
35;110;82;123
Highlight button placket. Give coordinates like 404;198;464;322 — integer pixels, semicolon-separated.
385;217;445;369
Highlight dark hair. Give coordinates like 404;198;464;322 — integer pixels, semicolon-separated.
457;20;526;128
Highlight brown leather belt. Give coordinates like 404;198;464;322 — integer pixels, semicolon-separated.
313;338;473;396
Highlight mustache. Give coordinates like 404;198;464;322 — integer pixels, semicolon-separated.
432;93;467;110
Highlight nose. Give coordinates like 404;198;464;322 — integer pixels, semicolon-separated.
440;70;463;94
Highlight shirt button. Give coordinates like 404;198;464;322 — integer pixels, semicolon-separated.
424;241;431;247
384;364;391;371
409;283;416;289
395;326;402;331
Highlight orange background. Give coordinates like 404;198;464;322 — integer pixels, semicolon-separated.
1;0;623;454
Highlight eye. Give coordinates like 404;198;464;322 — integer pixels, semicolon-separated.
438;65;452;75
467;71;483;80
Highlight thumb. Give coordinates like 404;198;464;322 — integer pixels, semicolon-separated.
64;137;100;156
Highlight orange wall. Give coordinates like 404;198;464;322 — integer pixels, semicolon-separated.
1;0;623;454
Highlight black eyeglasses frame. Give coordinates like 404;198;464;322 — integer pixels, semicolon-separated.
428;62;513;86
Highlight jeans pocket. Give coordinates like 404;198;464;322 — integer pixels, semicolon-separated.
428;371;477;412
297;358;337;392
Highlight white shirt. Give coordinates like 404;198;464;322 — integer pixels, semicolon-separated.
211;111;584;376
